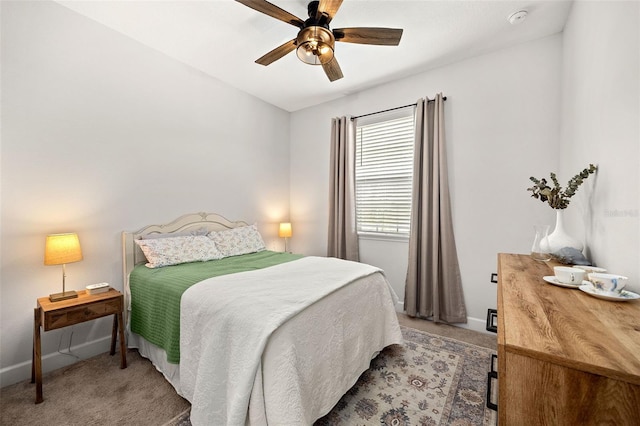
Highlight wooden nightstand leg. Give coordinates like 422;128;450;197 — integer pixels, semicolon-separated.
117;312;127;369
33;307;43;404
31;326;35;383
110;314;117;356
110;313;127;368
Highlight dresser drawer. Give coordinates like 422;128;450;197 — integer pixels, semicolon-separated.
43;298;122;331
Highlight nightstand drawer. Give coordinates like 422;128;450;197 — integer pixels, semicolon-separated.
43;299;122;330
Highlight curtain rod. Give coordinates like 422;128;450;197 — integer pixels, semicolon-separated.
350;97;447;121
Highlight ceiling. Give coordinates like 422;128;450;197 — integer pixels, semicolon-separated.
56;0;573;112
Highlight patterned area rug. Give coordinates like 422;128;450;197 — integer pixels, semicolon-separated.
165;326;497;426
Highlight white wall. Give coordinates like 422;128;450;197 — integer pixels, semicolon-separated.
0;1;290;386
560;1;639;291
290;35;563;332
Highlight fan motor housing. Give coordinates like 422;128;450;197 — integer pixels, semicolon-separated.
307;1;320;18
306;1;330;26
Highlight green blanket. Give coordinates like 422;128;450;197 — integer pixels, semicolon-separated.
129;250;302;363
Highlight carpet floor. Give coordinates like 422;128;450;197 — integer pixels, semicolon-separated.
0;316;496;426
315;326;497;425
0;349;190;426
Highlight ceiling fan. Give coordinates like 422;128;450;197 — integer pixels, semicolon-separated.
235;0;403;82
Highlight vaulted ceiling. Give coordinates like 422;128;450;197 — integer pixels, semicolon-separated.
56;0;573;112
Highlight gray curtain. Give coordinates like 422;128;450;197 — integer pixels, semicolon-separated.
405;94;467;323
327;117;359;261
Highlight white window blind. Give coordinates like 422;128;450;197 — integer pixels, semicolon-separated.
355;112;414;236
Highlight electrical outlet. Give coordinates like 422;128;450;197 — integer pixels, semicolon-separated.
490;273;498;283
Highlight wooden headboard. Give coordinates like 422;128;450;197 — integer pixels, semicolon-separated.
121;212;248;319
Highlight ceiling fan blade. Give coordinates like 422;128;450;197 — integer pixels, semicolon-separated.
236;0;304;28
255;39;297;66
322;58;343;82
333;27;403;45
315;0;343;23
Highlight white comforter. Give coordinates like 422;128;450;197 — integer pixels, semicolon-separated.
179;256;402;426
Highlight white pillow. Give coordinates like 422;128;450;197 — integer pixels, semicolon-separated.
135;235;223;268
208;224;266;257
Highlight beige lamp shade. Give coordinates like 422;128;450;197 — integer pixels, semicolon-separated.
44;233;83;265
278;223;292;238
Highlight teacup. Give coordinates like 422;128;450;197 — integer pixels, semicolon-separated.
588;273;628;293
554;266;586;284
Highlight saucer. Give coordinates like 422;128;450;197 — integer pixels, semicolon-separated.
543;276;581;288
578;283;640;301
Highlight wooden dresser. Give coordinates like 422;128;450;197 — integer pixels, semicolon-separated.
497;253;640;425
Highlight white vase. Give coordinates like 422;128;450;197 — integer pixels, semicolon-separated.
542;209;583;254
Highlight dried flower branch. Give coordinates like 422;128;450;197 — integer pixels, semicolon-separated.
527;164;598;209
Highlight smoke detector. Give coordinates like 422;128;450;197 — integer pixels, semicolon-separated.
508;10;528;25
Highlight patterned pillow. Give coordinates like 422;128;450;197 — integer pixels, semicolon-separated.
208;224;266;257
134;235;223;268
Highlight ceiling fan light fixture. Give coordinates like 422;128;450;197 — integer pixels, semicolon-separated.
296;26;335;65
236;0;403;82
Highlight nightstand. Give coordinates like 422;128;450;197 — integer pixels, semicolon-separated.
31;288;127;404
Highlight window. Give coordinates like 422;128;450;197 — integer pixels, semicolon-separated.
355;110;415;237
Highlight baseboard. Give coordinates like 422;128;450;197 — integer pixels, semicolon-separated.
0;336;112;388
398;309;494;336
454;316;494;335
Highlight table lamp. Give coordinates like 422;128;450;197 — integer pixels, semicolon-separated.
278;222;292;253
44;233;83;302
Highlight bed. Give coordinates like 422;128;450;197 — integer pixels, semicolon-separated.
121;212;403;426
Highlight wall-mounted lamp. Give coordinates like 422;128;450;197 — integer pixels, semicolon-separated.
278;223;292;253
44;233;83;302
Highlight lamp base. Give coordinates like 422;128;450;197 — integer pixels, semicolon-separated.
49;290;78;302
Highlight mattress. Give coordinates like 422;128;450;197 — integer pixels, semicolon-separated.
126;252;403;425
